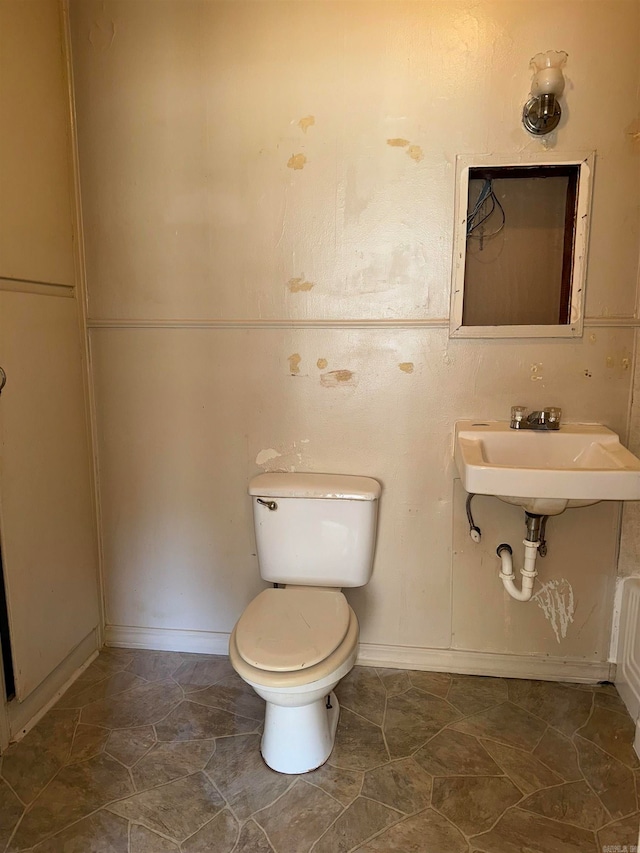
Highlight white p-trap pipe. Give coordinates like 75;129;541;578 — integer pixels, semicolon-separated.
497;539;539;602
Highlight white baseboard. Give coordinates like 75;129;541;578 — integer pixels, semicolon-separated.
105;624;612;684
6;628;99;743
104;625;230;656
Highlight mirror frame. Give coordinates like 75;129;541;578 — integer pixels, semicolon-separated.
449;151;595;339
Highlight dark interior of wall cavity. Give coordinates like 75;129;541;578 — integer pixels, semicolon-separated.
462;165;579;327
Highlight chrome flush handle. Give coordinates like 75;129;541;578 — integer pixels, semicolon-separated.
256;498;278;511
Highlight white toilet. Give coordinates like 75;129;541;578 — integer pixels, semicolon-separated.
229;472;381;774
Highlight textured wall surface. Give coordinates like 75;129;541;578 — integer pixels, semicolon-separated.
70;0;640;662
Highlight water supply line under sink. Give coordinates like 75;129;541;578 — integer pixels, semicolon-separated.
496;514;548;602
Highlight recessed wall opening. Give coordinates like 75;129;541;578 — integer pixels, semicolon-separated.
462;165;579;327
450;155;593;339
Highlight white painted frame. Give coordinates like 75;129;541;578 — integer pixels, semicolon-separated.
449;151;595;339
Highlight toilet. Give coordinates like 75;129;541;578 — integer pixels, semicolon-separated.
229;472;381;774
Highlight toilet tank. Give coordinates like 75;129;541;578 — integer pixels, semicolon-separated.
249;473;381;587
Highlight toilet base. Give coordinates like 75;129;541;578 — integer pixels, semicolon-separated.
261;691;340;774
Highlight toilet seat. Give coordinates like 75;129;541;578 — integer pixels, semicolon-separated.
235;588;350;672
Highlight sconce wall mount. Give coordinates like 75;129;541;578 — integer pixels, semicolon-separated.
522;50;568;136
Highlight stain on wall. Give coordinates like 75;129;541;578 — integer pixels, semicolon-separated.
298;115;315;133
320;369;356;387
288;277;314;293
287;153;307;170
288;353;301;374
399;362;414;373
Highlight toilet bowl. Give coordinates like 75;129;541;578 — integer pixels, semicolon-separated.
229;588;359;773
229;472;380;774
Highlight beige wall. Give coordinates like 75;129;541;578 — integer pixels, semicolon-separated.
70;1;640;665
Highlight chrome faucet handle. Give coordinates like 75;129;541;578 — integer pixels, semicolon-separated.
510;405;527;428
546;407;562;426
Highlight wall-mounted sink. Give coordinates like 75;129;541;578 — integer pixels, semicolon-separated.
455;420;640;515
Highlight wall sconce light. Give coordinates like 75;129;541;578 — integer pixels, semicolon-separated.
522;50;568;136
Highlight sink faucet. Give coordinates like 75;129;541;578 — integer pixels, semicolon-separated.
510;406;561;431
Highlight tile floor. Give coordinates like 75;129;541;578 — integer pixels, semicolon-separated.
0;648;638;852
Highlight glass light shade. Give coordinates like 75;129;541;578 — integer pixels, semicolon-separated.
530;50;567;97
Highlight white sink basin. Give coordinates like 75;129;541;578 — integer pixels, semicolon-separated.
455;420;640;515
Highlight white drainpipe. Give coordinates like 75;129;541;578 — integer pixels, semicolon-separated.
497;539;539;602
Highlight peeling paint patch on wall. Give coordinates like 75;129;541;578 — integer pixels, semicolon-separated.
298;115;315;133
406;144;424;162
288;353;301;375
533;579;576;643
288;277;314;293
399;362;414;373
316;358;328;370
256;448;281;466
287;153;307;170
320;369;356;387
89;18;116;51
387;137;410;147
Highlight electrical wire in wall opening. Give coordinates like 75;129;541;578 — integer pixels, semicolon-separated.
466;179;506;249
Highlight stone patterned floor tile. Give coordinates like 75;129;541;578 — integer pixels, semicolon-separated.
126;650;185;682
447;675;509;716
481;739;563;795
30;810;129;852
335;667;386;726
471;806;599;853
532;726;582;781
105;726;156;765
354;808;468;852
205;733;293;819
254;778;343;853
95;648;135;672
181;808;239;853
375;668;411;697
172;656;235;693
235;820;274;852
597;814;640;851
130;824;180;852
574;734;637;820
0;777;24;851
361;758;432;814
432;775;522;835
1;709;78;804
81;680;183;729
595;689;630;716
188;674;265;721
450;702;547;751
330;708;389;771
155;700;257;741
9;753;133;851
519;780;608;830
408;670;451;698
578;704;639;768
56;666;115;705
132;740;216;790
414;729;501;777
305;762;363;805
56;671;147;710
107;771;224;843
508;680;593;736
384;689;460;758
311;796;399;853
4;650;638;853
69;724;110;763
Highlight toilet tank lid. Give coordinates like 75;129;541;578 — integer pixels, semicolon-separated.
249;473;381;500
